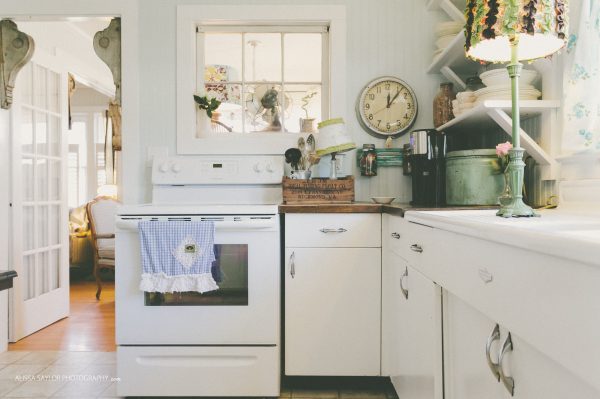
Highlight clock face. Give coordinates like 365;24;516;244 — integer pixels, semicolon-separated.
356;76;418;138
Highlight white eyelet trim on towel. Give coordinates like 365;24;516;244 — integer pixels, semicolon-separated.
139;273;219;294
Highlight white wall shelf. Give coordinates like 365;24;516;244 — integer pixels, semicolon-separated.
437;100;560;180
427;30;480;90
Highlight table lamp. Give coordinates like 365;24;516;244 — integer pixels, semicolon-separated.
465;0;567;217
316;118;357;180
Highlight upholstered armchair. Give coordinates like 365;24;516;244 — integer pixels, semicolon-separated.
86;196;119;300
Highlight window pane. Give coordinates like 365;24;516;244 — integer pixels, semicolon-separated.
206;84;243;133
244;33;281;82
48;70;60;113
204;34;242;82
38;205;48;248
36;158;48;201
38;251;47;296
22;255;35;301
33;64;47;109
284;85;322;133
23;206;34;251
22;157;34;202
49;159;60;201
35;112;48;156
68;150;79;208
21;109;34;154
49;205;60;245
284;33;322;82
48;115;60;157
244;84;283;132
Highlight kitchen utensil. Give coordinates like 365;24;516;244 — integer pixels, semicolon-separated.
306;134;315;153
371;196;395;204
285;148;302;170
297;137;306;169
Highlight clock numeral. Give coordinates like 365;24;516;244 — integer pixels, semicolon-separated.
377;120;381;127
368;114;373;120
365;103;370;110
404;113;410;120
396;119;402;126
407;103;411;109
369;94;375;100
386;123;391;130
376;86;381;93
385;83;390;90
403;93;408;99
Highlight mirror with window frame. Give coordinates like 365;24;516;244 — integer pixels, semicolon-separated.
196;25;329;136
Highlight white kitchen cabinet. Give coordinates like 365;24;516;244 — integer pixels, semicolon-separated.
284;247;381;376
389;262;443;399
445;291;600;399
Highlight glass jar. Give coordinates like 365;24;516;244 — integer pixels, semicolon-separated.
433;82;456;127
360;144;377;176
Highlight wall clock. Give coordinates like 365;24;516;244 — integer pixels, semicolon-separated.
356;76;418;138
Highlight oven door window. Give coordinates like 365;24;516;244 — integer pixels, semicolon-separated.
144;244;248;306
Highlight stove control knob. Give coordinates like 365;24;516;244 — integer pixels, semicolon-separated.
171;163;182;173
253;163;263;173
159;162;170;173
266;163;275;173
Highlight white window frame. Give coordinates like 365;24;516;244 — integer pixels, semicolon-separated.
176;5;346;155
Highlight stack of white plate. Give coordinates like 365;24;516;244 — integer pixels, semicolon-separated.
433;21;463;60
474;69;541;104
452;91;477;116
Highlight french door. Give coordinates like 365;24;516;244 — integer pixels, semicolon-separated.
9;52;69;341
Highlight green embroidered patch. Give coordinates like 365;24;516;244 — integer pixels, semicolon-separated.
184;244;197;253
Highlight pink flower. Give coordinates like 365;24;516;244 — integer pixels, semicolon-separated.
496;141;513;157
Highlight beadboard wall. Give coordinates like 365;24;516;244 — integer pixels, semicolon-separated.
137;0;445;202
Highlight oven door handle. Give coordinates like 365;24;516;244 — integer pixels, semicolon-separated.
115;219;276;231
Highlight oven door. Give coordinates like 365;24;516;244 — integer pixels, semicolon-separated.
115;215;279;345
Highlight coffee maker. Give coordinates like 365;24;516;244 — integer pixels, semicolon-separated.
407;129;446;206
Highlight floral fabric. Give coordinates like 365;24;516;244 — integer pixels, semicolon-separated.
562;0;600;152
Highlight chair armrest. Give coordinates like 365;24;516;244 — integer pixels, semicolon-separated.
96;234;115;239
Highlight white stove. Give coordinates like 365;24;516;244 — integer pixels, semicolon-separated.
116;155;284;398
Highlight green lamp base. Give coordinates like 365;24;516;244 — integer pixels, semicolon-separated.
496;147;539;218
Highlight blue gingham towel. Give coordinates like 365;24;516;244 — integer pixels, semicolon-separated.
138;221;219;293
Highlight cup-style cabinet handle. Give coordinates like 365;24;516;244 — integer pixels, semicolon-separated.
485;324;501;382
410;244;423;253
289;251;295;279
319;228;348;233
399;267;409;300
499;332;515;396
391;232;401;239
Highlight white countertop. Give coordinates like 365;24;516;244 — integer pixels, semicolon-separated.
405;207;600;267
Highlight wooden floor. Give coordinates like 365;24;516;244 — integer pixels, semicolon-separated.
8;280;115;352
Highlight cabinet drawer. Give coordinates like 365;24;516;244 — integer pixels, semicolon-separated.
433;229;600;393
285;213;381;247
387;215;433;269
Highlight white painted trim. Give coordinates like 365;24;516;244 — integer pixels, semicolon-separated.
176;5;346;155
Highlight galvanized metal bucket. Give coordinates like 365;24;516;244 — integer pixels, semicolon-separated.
445;149;503;205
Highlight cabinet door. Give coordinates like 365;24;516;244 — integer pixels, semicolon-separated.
381;249;404;376
501;333;600;399
391;264;443;399
284;247;381;376
444;292;508;399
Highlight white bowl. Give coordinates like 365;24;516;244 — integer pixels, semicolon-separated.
372;197;396;204
480;69;538;87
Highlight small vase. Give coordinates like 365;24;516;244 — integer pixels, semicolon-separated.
498;171;512;206
198;112;213;137
433;82;456;127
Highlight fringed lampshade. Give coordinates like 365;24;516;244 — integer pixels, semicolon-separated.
464;0;568;63
464;1;568;218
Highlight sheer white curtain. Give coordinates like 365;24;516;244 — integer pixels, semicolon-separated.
561;0;600;152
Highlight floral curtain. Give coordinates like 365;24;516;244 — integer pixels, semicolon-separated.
562;0;600;152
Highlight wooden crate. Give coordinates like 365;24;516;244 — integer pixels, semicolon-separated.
282;176;355;204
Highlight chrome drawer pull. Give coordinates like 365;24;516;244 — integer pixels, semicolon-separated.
485;324;501;382
319;228;347;233
391;232;401;239
410;244;423;253
499;332;515;396
289;251;295;279
399;267;409;300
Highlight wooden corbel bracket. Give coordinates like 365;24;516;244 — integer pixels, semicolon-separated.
0;19;35;110
94;18;121;106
